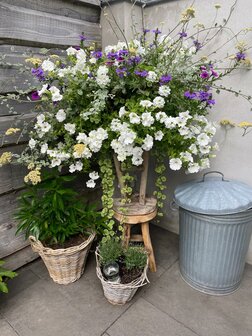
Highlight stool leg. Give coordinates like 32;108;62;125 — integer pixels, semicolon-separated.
141;222;157;272
123;224;131;247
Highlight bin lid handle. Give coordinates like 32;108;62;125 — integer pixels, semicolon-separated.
200;171;229;182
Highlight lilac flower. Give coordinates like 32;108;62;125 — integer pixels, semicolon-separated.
152;28;161;34
184;91;197;99
200;71;210;79
79;34;87;41
160;74;172;85
200;66;207;71
211;70;218;78
134;70;148;77
107;52;118;59
118;50;129;57
116;67;128;78
92;51;103;59
179;32;187;38
193;40;202;51
127;56;141;65
30;91;40;101
207;99;215;105
198;91;210;101
236;52;246;61
31;67;45;81
143;29;150;33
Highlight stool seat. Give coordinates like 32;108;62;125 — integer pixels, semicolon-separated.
113;197;157;216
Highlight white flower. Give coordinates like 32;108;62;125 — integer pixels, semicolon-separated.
158;86;171;97
187;163;200;173
51;158;61;167
153;96;165;108
69;161;83;173
165;117;177;129
41;143;48;154
156;112;167;123
180;151;193;162
119;106;126;118
56;109;66;122
129;112;140;124
66;47;78;56
40;122;51;133
29;138;37;149
41;60;55;72
89;171;99;180
204;123;216;135
37;114;45;125
140;100;153;108
197;133;210;146
154;131;164;141
200;158;210;169
76;132;88;143
118;129;136;145
189;144;198;155
86;179;96;188
89;57;97;64
132;147;143;166
96;74;110;88
97;65;109;76
142;112;154;127
49;86;63;102
64;123;76;134
142;135;153;151
76;49;87;62
169;158;182;170
147;71;157;82
38;84;48;96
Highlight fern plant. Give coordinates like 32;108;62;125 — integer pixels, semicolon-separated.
0;260;17;293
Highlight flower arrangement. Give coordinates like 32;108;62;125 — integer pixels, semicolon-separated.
1;4;251;239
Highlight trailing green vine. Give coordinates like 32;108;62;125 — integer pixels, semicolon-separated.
153;153;167;217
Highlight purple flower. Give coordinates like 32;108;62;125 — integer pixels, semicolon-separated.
198;91;210;101
184;91;197;99
116;67;128;78
31;67;45;81
127;56;141;65
92;51;103;59
207;99;215;105
236;52;246;61
118;49;129;57
30;91;40;101
179;32;187;38
134;70;148;77
73;46;80;50
193;40;202;51
211;70;218;78
107;52;118;59
79;34;87;41
160;74;172;85
152;28;161;34
200;71;210;79
143;29;150;33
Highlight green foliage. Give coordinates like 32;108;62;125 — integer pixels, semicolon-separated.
15;174;103;245
99;237;123;265
124;246;148;271
0;260;17;293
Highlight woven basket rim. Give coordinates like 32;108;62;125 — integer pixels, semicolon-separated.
29;231;96;256
95;246;149;289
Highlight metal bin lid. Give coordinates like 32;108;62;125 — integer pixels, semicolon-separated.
174;171;252;215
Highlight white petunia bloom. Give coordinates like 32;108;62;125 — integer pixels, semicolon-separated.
140;100;153;108
49;86;63;102
180;151;193;162
40;122;51;133
200;158;210;169
165;117;177;129
199;145;211;154
204;123;217;135
56;109;66;122
132;146;144;166
89;57;97;64
147;71;158;82
38;84;48;96
76;49;87;62
41;143;48;154
187;162;200;173
69;161;83;173
154;131;164;141
66;47;78;56
89;171;99;180
158;85;171;97
118;129;136;145
169;158;182;170
153;96;165;108
119;106;126;118
156;112;167;123
41;60;55;72
37;114;45;125
142;112;154;127
197;133;210;146
142;135;154;151
29;138;37;149
129;112;140;124
86;179;96;188
189;144;198;155
51;158;61;167
64;123;76;134
76;132;88;144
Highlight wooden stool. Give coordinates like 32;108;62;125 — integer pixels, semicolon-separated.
113;152;157;272
113;197;157;272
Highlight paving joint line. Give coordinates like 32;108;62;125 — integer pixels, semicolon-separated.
1;315;20;336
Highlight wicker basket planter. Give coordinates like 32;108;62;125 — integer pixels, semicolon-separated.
29;232;96;285
95;247;149;305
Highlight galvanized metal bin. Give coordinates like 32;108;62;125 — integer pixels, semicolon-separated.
174;171;252;295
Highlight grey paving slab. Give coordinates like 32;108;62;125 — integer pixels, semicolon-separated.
143;262;252;336
107;297;198;336
0;318;18;336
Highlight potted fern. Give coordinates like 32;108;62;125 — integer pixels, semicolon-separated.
15;173;103;285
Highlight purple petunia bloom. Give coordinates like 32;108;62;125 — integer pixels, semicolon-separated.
184;91;197;99
198;91;210;101
127;56;141;65
193;40;202;51
159;74;172;85
207;99;215;105
79;34;87;41
30;91;40;101
236;52;246;61
179;32;187;38
107;52;118;59
152;28;161;34
211;70;218;78
92;51;103;59
118;49;129;57
116;67;128;78
31;67;45;81
134;70;148;77
200;71;210;79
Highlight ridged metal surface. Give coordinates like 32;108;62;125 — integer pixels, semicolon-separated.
179;208;252;295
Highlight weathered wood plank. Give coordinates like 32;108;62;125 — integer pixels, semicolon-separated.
3;245;38;270
0;67;38;93
0;3;101;48
0;99;38;117
3;0;100;22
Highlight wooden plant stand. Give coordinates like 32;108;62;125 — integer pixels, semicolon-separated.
113;152;157;272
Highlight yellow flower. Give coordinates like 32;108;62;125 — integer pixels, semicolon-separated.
0;152;12;166
241;58;251;67
24;169;41;185
214;4;221;9
180;7;196;22
25;57;42;65
194;22;205;29
129;47;136;54
5;128;20;135
220;119;235;127
238;121;252;128
73;144;86;156
27;163;35;170
236;41;247;52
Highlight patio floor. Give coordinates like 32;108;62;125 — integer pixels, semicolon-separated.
0;226;252;336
